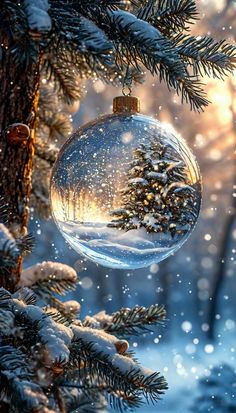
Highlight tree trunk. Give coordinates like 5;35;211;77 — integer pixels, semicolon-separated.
207;211;235;340
0;47;41;291
208;83;236;340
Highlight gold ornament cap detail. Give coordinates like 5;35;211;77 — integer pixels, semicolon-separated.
113;96;140;114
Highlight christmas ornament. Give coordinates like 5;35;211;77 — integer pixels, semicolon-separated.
51;96;201;269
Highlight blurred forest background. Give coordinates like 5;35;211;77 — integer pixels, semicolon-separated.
25;1;236;411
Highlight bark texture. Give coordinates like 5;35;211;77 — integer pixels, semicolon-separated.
0;47;41;291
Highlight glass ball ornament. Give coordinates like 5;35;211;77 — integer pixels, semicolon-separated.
51;96;201;269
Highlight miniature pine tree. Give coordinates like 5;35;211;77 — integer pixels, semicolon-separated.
109;138;197;236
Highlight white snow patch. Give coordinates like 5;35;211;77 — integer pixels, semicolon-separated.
72;325;128;356
0;223;19;257
24;0;51;32
19;261;77;288
58;221;186;269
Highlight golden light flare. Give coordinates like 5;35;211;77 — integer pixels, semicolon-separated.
52;185;124;223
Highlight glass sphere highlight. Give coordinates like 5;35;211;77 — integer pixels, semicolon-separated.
51;111;201;269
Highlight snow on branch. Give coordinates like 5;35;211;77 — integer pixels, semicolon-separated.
78;16;113;54
0;288;73;368
0;345;50;412
24;0;52;33
108;10;185;76
0;223;19;269
12;299;73;367
104;9;210;110
0;224;19;257
18;261;78;294
70;325;167;404
85;305;166;338
0;286;167;411
0;222;33;272
45;297;81;324
72;325;129;355
83;310;113;329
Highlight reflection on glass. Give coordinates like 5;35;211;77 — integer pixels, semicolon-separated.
51;113;202;269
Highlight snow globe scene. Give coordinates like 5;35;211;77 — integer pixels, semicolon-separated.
51;109;201;269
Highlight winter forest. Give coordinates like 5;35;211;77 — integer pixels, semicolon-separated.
1;0;236;412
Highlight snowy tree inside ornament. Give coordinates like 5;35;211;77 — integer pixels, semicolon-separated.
51;96;201;269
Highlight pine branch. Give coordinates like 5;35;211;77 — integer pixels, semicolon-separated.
49;4;113;55
70;325;167;404
70;339;167;404
13;287;37;306
31;156;51;219
37;111;73;142
1;0;236;114
0;287;167;412
0;222;33;274
63;389;107;413
45;298;81;324
0;345;32;381
161;72;210;111
16;234;34;255
46;4;116;85
0;224;19;270
0;308;14;334
10;293;72;368
45;34;118;87
0;198;9;225
104;304;166;337
18;262;79;325
0;345;50;413
173;34;236;78
23;0;51;33
100;10;210;110
0;1;38;70
138;0;199;34
42;57;82;105
36;82;73;142
61;382;142;412
18;261;78;295
33;277;78;298
106;10;186;76
108;387;142;411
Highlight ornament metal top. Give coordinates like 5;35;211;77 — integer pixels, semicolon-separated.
51;96;201;269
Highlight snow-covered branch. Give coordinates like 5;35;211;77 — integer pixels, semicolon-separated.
18;261;77;292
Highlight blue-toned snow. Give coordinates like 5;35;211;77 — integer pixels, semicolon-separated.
58;220;187;269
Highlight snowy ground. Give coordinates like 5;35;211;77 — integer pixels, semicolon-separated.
119;335;236;413
58;220;185;269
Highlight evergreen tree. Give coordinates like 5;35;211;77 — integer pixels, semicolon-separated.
0;207;168;412
109;138;198;237
0;1;235;412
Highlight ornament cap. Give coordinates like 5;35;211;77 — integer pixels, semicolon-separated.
113;96;140;114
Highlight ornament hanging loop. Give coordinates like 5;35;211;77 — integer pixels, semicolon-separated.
114;64;140;113
122;84;132;97
122;65;133;97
